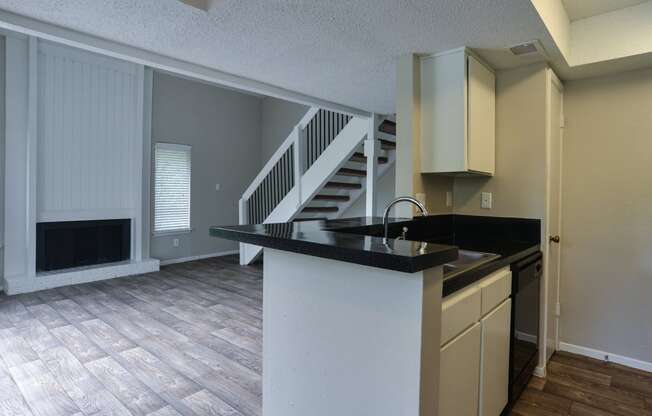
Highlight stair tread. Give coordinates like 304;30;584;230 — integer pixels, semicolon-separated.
293;217;328;222
325;181;362;189
313;194;350;201
302;206;339;213
338;168;366;177
379;120;396;136
350;153;389;164
379;138;396;149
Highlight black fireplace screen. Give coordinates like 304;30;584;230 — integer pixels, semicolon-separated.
36;219;130;272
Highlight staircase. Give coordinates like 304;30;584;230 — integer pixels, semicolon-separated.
238;107;396;265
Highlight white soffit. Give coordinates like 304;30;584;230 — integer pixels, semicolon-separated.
561;0;649;21
531;0;652;80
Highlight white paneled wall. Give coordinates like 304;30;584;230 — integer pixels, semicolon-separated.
37;41;144;221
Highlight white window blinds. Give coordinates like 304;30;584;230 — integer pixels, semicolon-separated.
154;143;191;233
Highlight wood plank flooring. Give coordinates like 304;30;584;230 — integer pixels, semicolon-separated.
512;351;652;416
0;255;263;416
2;255;651;416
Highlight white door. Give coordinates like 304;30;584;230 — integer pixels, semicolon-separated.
546;71;564;361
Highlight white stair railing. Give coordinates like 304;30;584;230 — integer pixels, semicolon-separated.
238;107;370;264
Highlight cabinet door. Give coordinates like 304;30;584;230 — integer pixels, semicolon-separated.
439;322;481;416
480;299;511;416
467;54;495;175
420;49;467;173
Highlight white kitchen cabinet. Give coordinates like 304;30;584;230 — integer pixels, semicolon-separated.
480;299;512;416
439;322;481;416
420;48;495;176
441;285;481;345
439;266;511;416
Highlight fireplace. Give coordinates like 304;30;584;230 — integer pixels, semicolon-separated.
36;219;131;272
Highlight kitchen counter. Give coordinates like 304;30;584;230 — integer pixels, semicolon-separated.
213;216;448;416
325;214;541;296
211;214;540;295
210;214;540;416
210;217;459;273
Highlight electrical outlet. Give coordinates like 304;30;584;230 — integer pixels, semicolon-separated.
215;183;221;191
481;192;492;209
173;238;180;248
446;191;453;207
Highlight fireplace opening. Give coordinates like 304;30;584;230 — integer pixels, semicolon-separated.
36;219;131;272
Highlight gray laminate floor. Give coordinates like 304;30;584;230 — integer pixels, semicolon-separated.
0;255;263;416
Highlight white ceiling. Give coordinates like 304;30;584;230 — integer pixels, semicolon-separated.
0;0;559;114
562;0;650;21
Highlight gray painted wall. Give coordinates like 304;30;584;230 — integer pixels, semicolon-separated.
560;68;652;364
260;96;308;164
150;71;262;262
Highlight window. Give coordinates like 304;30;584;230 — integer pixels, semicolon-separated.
154;143;191;234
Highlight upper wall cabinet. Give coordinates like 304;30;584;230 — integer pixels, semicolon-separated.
420;49;495;176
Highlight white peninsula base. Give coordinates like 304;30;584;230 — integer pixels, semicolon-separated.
263;248;444;416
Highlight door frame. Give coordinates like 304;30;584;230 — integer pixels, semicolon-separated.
542;68;564;369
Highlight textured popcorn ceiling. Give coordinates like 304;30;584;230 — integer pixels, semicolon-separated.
0;0;558;113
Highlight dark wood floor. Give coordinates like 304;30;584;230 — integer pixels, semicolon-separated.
512;351;652;416
1;255;651;416
0;255;263;416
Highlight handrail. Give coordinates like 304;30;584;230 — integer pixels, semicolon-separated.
241;106;317;201
240;106;363;228
297;107;320;130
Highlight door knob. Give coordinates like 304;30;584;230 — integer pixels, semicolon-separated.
549;235;560;243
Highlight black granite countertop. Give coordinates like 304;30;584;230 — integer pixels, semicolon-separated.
210;214;541;295
327;214;541;296
210;217;459;273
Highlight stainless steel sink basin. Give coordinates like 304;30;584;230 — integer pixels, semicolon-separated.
443;249;500;279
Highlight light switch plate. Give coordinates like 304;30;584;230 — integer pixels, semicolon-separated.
215;183;221;191
173;238;180;248
481;192;492;209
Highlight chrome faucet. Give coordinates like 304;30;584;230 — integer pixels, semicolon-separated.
382;196;429;241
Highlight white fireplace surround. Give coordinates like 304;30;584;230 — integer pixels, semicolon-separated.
3;35;159;295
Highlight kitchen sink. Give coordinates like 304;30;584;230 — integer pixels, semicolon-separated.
443;249;500;279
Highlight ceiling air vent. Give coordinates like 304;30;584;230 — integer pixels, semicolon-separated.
509;40;547;58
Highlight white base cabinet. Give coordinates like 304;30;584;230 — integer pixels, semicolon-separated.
480;299;511;416
439;267;512;416
439;323;481;416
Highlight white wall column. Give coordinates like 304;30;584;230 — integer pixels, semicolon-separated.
4;34;33;292
364;113;380;216
292;124;305;206
395;54;420;218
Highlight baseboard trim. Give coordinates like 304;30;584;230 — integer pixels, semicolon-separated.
4;258;160;295
159;250;239;266
559;342;652;373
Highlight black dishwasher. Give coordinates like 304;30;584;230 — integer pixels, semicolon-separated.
508;252;542;407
